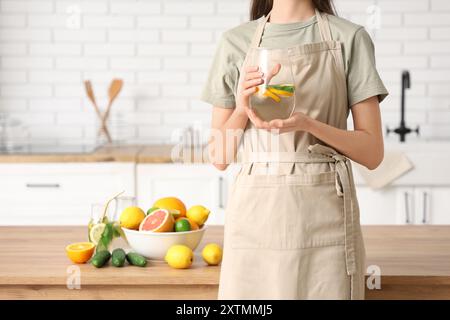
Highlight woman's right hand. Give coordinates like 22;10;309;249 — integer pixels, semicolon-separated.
235;66;264;115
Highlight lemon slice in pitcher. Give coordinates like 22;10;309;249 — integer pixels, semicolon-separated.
89;223;106;245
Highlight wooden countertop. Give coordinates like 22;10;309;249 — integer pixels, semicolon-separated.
0;144;208;164
1;225;449;299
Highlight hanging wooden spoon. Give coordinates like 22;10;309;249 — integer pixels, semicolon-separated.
98;79;123;139
84;80;112;142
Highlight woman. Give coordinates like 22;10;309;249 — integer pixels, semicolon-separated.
201;0;388;300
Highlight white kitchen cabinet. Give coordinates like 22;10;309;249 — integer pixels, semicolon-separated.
0;163;135;225
396;187;416;224
356;185;450;225
356;186;414;225
2;152;449;226
414;187;450;224
356;186;397;224
136;163;240;225
351;143;450;225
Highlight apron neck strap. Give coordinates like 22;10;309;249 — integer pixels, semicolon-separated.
250;11;272;48
249;8;333;48
315;9;333;42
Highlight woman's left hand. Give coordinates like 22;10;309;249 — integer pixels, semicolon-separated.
246;107;310;133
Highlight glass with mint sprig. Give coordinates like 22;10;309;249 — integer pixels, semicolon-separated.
88;191;125;253
248;47;296;122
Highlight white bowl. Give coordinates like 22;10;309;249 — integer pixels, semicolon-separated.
122;226;207;260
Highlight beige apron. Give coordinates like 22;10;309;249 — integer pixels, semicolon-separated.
219;10;366;300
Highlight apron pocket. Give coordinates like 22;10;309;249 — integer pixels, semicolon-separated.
228;171;345;250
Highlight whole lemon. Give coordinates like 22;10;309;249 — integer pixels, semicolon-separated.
202;243;223;266
165;245;194;269
119;206;146;230
186;205;210;226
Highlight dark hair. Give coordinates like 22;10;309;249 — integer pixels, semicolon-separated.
250;0;336;20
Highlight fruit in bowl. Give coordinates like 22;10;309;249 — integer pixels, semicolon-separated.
122;225;207;260
119;206;146;230
120;197;210;260
139;208;174;232
186;205;210;226
152;196;186;219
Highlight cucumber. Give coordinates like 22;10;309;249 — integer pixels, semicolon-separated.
91;250;111;268
111;248;126;267
126;252;147;267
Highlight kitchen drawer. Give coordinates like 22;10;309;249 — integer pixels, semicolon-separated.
0;163;135;225
0;204;92;225
0;163;135;201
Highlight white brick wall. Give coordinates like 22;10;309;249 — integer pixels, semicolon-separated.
0;0;449;145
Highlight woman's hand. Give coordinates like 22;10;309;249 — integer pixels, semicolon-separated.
246;108;310;133
268;112;309;133
236;63;283;117
235;66;264;116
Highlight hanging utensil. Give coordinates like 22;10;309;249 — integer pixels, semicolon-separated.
84;80;112;143
98;79;123;139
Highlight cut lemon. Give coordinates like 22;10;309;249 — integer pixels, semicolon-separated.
66;242;95;264
168;208;182;219
89;223;106;246
267;87;293;97
263;89;281;102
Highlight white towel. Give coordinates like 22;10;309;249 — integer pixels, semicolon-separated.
353;151;414;189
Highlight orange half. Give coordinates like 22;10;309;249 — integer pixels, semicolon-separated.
65;242;95;264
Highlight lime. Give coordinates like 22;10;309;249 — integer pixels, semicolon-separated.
174;218;191;232
146;207;159;215
89;223;106;245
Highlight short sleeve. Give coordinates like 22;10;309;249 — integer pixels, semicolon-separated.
200;34;240;108
347;28;389;107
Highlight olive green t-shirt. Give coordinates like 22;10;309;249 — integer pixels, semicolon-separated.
201;14;388;108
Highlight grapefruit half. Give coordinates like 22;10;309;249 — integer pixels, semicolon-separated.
139;208;174;232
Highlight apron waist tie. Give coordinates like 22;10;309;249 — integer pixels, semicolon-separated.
242;144;357;276
308;144;357;276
